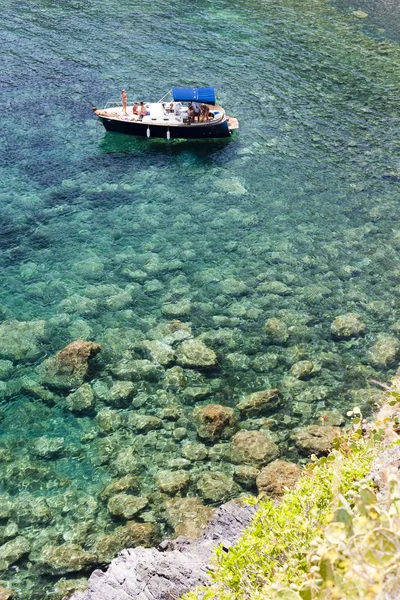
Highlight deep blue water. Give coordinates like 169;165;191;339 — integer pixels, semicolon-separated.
2;0;400;596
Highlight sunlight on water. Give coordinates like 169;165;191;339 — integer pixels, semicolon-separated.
1;0;400;595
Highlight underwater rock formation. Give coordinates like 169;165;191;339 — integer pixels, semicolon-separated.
330;313;367;340
230;430;280;466
292;424;341;456
193;404;238;441
39;340;101;389
256;459;302;497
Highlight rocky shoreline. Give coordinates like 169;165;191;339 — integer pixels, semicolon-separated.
68;500;256;600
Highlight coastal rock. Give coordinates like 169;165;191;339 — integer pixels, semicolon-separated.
290;360;317;380
69;501;256;600
13;496;52;526
367;335;400;368
162;301;192;318
182;386;211;404
108;381;136;407
256;459;302;497
176;339;217;368
66;383;95;413
164;497;214;538
233;465;260;490
96;409;123;434
95;522;161;563
330;313;366;340
155;470;190;495
0;586;13;600
196;472;237;503
112;447;140;476
100;475;140;500
230;430;280;466
0;522;18;543
163;366;187;391
31;436;64;459
40;340;101;389
0;320;47;362
265;318;289;344
111;359;164;382
142;340;176;366
219;278;248;296
293;425;341;456
0;537;30;570
193;404;238;441
181;442;208;461
39;543;97;575
107;494;149;520
0;361;14;380
237;389;281;416
127;414;162;432
0;496;12;520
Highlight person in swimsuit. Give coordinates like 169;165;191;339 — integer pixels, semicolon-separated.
192;101;201;122
139;101;148;120
200;103;210;122
187;102;194;124
121;90;128;114
132;102;140;116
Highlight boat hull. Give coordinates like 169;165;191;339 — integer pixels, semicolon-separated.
98;116;232;139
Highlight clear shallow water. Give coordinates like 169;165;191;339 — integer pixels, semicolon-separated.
2;0;400;596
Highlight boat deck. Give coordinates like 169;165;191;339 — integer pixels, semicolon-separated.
95;102;226;128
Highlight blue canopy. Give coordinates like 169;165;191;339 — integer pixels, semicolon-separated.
172;87;216;105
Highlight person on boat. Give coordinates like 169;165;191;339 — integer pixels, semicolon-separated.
200;103;210;122
121;90;128;114
192;101;201;122
187;102;194;124
132;102;140;116
139;101;148;120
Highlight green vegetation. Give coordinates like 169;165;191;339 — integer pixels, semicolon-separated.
185;409;400;600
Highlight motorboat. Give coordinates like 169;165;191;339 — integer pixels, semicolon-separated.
93;87;239;139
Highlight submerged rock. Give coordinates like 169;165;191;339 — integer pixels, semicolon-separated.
0;320;47;361
66;383;95;413
293;425;341;456
95;522;161;563
0;536;30;570
367;335;400;368
40;340;101;389
237;389;281;416
181;442;208;461
39;543;97;575
107;381;136;407
230;430;280;466
290;360;318;380
111;359;164;382
176;339;217;368
193;404;238;441
330;313;366;340
31;436;65;459
0;585;13;600
100;475;140;500
155;470;190;495
233;465;260;490
196;472;238;503
107;494;149;519
164;497;214;538
256;459;302;497
127;414;162;432
142;340;176;366
265;318;289;344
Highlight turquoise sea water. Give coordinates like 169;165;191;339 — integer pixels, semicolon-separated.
2;0;400;596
